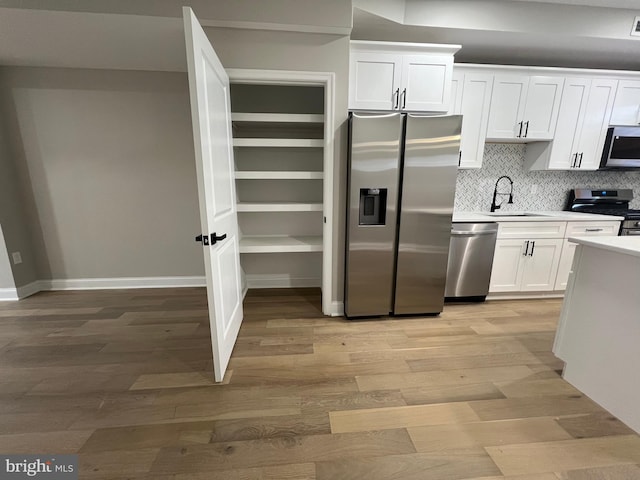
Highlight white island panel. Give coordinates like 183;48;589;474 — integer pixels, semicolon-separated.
553;237;640;434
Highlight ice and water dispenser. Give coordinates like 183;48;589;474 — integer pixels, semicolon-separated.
358;188;387;225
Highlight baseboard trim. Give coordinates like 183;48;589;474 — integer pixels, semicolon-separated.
487;291;565;301
42;276;206;291
327;301;344;317
0;287;19;301
245;274;321;289
16;280;44;299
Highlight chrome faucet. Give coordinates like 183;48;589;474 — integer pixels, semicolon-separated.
490;176;514;212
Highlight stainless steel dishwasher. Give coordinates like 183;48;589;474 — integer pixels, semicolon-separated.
445;222;498;301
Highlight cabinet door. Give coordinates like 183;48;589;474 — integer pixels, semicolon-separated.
555;239;577;291
400;54;452;112
575;79;618;170
489;239;527;292
486;75;528;139
610;80;640;126
520;239;563;291
547;78;590;170
458;73;494;169
349;52;401;110
521;76;564;140
448;70;463;115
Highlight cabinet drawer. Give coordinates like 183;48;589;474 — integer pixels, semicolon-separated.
497;221;566;239
565;221;620;236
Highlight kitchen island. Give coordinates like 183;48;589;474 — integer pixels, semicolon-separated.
553;236;640;434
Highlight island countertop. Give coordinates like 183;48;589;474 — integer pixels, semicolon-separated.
568;236;640;258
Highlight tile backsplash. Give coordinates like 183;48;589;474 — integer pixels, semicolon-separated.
455;143;640;212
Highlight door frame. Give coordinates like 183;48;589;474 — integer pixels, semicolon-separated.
226;68;336;316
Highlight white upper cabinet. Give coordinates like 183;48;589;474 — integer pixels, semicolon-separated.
610;80;640;125
451;69;494;169
349;41;459;112
349;52;402;111
525;78;617;171
486;74;564;141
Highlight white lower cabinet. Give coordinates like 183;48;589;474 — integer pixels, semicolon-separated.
554;220;621;290
490;238;562;293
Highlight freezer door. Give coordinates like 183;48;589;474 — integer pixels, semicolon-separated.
345;112;403;317
394;114;461;315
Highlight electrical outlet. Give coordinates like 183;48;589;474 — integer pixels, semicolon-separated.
11;252;22;265
530;184;538;194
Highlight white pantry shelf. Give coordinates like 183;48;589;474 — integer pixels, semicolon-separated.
235;171;323;180
240;235;323;253
233;138;323;148
232;113;324;124
237;202;323;212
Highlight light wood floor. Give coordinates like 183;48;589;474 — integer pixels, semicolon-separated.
1;288;639;479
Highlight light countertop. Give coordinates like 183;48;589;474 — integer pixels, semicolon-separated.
452;211;625;223
568;236;640;258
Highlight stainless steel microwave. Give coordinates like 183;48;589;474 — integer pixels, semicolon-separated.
600;126;640;169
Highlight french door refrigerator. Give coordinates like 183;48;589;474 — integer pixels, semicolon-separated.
345;112;462;318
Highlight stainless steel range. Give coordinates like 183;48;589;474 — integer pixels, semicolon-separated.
566;189;640;236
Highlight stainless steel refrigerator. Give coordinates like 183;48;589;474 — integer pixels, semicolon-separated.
345;112;462;318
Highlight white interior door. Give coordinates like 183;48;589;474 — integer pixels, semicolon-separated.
183;7;243;382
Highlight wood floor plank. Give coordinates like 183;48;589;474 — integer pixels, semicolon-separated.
129;371;227;390
401;382;506;405
556;464;640;479
329;403;480;433
485;435;640;476
355;365;537;391
150;429;416;473
468;394;603;421
209;413;330;442
408;417;573;452
315;451;501;480
555;412;636;439
495;378;583;398
0;430;93;453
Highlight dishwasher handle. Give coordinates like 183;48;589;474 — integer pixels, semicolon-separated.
451;230;498;236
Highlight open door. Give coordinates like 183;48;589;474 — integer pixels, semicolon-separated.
183;7;243;382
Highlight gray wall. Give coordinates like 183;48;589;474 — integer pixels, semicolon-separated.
0;225;16;289
0;106;38;287
456;144;640;212
204;27;350;303
0;67;204;280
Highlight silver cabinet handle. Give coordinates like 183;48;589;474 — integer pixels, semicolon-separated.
578;152;583;168
585;228;603;232
571;153;577;168
529;240;535;256
401;88;407;109
517;121;523;138
523;240;530;256
393;88;400;109
524;120;529;137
